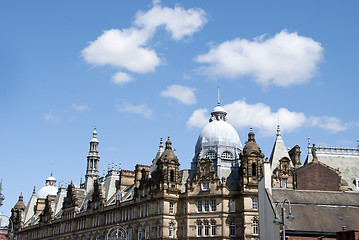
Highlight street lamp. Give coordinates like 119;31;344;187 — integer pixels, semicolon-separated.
273;199;294;240
106;224;127;240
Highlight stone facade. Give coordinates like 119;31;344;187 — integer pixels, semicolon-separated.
10;104;263;240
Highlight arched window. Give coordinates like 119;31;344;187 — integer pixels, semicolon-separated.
252;162;257;176
221;151;233;160
206;151;217;159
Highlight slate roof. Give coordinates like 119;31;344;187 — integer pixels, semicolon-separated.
272;189;359;233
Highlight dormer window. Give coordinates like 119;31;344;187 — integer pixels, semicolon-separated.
221;151;233;160
202;182;209;190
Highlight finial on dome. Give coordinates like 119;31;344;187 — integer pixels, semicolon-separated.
165;136;172;150
248;128;255;142
217;86;221;106
33;186;36;194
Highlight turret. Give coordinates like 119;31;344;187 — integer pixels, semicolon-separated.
85;127;100;193
240;128;264;188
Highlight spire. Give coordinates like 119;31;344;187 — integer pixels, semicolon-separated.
85;127;100;193
210;88;227;122
269;125;293;173
276;124;281;136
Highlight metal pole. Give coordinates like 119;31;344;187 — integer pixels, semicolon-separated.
281;207;285;240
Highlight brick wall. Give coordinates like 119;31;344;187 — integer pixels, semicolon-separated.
296;163;340;191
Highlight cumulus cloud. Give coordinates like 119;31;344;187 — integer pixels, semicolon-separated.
82;28;160;74
82;2;207;80
117;102;153;118
160;84;196;105
112;72;135;86
195;30;324;87
308;116;348;133
135;4;207;40
71;104;89;111
224;100;306;135
187;100;348;136
186;108;208;129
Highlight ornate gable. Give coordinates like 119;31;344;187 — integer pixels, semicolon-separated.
62;183;79;210
88;179;105;211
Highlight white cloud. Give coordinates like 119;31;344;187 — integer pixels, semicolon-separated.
71;104;89;111
44;112;60;123
160;84;196;105
186;108;208;129
187;100;349;136
195;30;323;87
308;116;348;133
112;72;135;86
82;2;207;79
135;4;207;40
82;28;160;74
224;100;306;136
117;102;153;118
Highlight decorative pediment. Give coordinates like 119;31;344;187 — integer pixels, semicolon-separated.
88;179;104;211
62;183;79;209
193;158;219;182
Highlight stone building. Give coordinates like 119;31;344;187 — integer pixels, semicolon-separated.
10;102;263;240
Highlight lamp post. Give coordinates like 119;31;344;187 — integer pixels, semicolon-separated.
273;199;294;240
106;224;127;240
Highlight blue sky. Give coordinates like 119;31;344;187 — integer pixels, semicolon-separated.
1;1;358;216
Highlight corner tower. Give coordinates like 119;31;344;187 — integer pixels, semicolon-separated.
191;100;243;190
85;127;100;193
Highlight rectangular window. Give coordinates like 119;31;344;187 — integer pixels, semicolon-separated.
282;179;287;188
204;222;209;236
230;199;236;212
157;224;161;237
183;202;187;214
139;206;142;218
143;205;146;217
204;200;209;212
252;197;258;210
197;222;202;236
157;202;161;214
253;220;259;235
145;226;150;239
197;200;202;212
202;182;209;190
138;227;142;240
211;199;216;211
146;204;149;216
230;222;236;237
169;201;174;214
183;225;186;238
211;221;216;236
128;229;132;240
169;223;174;238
